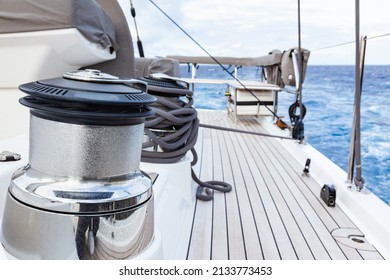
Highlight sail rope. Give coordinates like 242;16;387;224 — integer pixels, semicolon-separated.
141;92;232;201
141;89;294;200
141;1;304;201
148;0;285;125
143;0;388;194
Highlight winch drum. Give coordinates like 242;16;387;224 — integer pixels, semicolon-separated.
0;69;157;260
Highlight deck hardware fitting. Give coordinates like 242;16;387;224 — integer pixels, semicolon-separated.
302;158;311;176
0;151;21;162
332;228;376;251
350;236;365;244
320;184;336;207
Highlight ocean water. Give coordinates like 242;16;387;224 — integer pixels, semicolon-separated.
180;65;390;206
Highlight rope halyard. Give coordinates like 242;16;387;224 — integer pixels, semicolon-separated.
141;86;294;200
141;92;232;201
148;0;283;122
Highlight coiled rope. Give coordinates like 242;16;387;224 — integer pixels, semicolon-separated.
141;90;296;200
141;92;232;201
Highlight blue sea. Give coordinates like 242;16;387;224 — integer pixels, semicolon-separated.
180;65;390;206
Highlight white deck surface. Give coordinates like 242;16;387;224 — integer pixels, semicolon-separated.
187;110;384;260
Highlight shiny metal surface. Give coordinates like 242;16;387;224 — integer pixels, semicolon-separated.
1;192;154;260
1;71;156;259
1;107;155;259
29;115;144;178
63;69;122;81
8;166;152;213
62;69;148;91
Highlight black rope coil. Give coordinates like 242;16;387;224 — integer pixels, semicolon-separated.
141;94;232;201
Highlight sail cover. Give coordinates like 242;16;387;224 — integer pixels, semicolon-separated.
167;50;283;67
0;0;118;52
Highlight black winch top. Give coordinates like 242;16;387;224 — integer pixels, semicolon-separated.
19;69;157;125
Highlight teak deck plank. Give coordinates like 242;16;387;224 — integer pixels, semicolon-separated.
187;110;384;260
210;127;229;259
217;126;247;259
187;128;213;259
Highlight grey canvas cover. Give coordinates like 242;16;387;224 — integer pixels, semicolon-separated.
281;48;310;87
85;0;135;78
167;50;282;67
0;0;119;52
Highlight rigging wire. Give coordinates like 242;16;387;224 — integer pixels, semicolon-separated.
295;0;305;141
143;1;297;201
145;0;387;193
310;32;390;52
148;0;283;122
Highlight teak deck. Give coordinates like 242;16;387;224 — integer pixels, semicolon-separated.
187;110;384;260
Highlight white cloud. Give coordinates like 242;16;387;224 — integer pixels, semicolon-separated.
121;0;390;64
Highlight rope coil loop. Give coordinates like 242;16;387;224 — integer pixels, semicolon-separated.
141;84;232;200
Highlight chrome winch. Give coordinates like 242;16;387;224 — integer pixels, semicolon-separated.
0;69;157;259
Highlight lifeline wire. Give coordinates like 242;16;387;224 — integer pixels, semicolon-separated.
310;33;390;52
148;0;281;120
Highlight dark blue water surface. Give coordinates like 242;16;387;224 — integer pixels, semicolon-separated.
180;65;390;206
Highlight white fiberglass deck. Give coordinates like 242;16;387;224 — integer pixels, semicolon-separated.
187;110;384;260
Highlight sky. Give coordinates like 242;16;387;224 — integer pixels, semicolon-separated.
118;0;390;65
